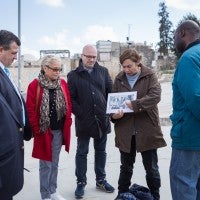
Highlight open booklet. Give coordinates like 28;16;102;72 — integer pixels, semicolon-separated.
106;91;137;114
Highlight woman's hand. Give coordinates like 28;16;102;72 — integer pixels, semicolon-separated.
112;110;124;119
125;100;133;110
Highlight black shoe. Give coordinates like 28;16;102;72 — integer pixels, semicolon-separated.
96;179;115;193
151;191;160;200
75;182;86;199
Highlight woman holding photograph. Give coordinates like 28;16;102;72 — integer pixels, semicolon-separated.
111;49;166;200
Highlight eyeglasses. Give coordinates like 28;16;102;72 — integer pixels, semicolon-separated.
46;65;62;72
83;54;97;59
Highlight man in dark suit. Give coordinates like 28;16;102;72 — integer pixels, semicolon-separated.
0;30;32;200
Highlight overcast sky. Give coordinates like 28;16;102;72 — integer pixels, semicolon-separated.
1;0;200;59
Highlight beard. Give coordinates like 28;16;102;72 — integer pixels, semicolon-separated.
175;39;186;54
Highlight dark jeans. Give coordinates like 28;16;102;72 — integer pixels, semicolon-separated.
118;136;161;199
75;134;107;183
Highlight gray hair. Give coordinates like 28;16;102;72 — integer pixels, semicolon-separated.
41;55;61;67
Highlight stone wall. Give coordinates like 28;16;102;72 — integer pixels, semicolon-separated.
10;55;156;92
10;67;41;92
11;42;162;91
10;59;121;92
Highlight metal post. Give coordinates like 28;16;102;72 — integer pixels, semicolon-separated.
18;0;21;91
128;24;131;41
127;24;133;49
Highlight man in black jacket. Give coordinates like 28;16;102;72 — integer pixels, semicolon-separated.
67;44;114;199
0;30;32;200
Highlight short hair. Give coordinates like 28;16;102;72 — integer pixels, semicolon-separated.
0;30;21;50
40;55;61;74
120;49;142;64
177;20;200;38
41;55;61;67
82;44;97;55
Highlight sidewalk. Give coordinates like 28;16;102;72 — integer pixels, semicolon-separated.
14;125;172;200
14;82;172;200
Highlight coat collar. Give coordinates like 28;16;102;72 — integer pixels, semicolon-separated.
75;59;100;73
185;39;200;51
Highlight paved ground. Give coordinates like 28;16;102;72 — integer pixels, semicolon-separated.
14;82;173;200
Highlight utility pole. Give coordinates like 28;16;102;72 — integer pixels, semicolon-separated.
18;0;21;91
126;24;133;48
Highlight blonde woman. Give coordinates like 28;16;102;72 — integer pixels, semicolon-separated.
26;55;72;200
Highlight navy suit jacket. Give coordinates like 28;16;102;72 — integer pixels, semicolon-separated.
0;67;32;198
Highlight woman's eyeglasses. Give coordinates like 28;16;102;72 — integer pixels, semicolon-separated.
46;65;62;72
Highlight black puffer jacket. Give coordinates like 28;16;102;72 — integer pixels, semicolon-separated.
67;60;113;138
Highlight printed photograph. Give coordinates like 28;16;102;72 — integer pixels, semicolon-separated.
106;91;137;113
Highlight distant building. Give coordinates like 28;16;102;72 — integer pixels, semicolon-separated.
96;40;155;68
40;49;70;58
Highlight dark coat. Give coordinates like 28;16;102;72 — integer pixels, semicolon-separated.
67;60;113;138
112;65;166;153
0;67;32;199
